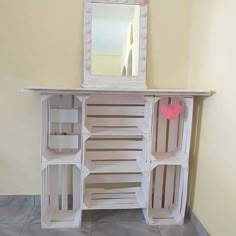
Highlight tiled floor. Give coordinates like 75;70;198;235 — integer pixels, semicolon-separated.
0;196;199;236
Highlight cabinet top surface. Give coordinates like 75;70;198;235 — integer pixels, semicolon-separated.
22;86;214;97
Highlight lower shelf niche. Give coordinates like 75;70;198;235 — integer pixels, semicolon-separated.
41;164;81;228
148;165;188;225
83;173;148;210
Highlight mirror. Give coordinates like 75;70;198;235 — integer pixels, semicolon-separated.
91;3;140;76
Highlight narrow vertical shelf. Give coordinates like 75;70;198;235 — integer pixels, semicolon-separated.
41;163;81;228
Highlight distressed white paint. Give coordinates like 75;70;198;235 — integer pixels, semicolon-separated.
24;88;212;228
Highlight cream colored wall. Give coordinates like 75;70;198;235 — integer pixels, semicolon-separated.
188;0;236;235
0;0;189;195
92;54;121;76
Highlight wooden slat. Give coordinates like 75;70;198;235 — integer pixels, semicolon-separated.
50;109;79;123
174;166;181;205
86;117;143;127
91;193;136;199
177;101;185;148
49;135;79;149
86;151;142;160
88;187;139;194
42;169;46;215
49;165;59;210
86;174;143;183
73;165;80;210
164;165;175;208
87;95;145;105
89;161;140;173
168;98;180;152
156;98;168;152
153;166;164;208
61;165;68;211
91;198;136;205
86;106;144;116
86;139;143;150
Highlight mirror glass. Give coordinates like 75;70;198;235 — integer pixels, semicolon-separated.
91;3;140;76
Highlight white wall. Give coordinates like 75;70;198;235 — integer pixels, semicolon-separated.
188;0;236;235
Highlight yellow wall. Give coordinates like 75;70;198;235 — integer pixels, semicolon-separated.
92;54;121;76
0;0;190;195
188;0;236;235
1;1;234;235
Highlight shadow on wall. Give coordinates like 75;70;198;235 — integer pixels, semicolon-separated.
188;97;204;209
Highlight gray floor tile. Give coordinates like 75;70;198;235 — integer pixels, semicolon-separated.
27;206;41;224
158;220;199;236
91;209;145;222
0;224;24;236
20;223;91;236
91;221;161;236
0;197;34;224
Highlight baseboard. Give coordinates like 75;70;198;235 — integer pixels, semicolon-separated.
187;207;211;236
0;195;40;206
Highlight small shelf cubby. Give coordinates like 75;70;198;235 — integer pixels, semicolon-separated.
41;95;82;163
83;134;149;173
83;173;148;210
41;163;81;228
147;164;188;225
84;95;151;134
151;97;193;166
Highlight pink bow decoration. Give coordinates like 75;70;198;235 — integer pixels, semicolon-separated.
160;104;183;120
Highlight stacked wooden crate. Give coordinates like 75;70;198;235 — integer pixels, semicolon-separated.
40;94;193;228
41;95;82;228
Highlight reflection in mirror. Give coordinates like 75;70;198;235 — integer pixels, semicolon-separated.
91;3;140;77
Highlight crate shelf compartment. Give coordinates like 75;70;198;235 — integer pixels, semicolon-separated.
152;97;193;164
84;95;151;133
146;164;188;225
42;95;82;163
83;134;149;173
83;173;148;210
41;164;81;228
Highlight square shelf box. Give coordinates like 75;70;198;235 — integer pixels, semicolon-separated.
84;95;151;134
146;164;188;225
41;164;81;228
83;134;149;173
152;97;193;165
41;95;82;163
83;173;149;210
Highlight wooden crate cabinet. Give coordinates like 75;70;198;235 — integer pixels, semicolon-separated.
22;88;212;228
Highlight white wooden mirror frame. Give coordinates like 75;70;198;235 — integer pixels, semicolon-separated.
82;0;148;89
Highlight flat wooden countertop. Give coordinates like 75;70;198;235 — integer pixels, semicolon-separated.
21;86;215;97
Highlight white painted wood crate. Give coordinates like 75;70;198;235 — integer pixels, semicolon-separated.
35;91;205;228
